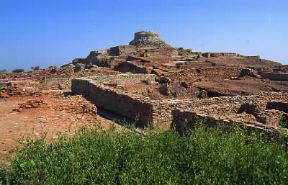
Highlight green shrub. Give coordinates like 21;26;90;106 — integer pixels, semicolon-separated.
0;69;7;73
12;69;25;73
31;66;41;71
2;125;288;184
279;115;288;128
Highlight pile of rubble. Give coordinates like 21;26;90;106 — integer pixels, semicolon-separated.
53;95;97;114
0;85;41;98
13;99;47;112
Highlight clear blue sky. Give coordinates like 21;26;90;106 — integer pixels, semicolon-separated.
0;0;287;71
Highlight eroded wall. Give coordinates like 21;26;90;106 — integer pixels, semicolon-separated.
259;72;288;81
72;74;288;132
72;75;157;127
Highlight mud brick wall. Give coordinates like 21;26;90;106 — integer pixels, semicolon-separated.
89;74;156;86
72;75;156;126
202;52;238;58
171;109;276;134
71;78;92;97
72;74;177;129
127;55;152;63
171;93;288;133
72;74;288;131
210;53;237;57
259;72;288;81
108;45;136;56
266;102;288;113
172;109;219;133
255;110;284;127
88;83;153;126
197;67;241;79
150;100;178;130
150;99;200;130
169;67;241;81
114;62;150;74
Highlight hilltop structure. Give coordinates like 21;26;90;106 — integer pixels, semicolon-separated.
129;31;172;48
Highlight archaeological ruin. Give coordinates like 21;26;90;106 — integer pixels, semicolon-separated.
72;74;288;132
1;30;288;137
17;30;286;133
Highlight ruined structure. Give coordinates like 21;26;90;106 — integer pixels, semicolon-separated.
72;74;288;132
172;93;288;133
72;74;158;127
65;31;288;133
108;45;136;56
259;72;288;81
129;31;172;48
2;30;288;155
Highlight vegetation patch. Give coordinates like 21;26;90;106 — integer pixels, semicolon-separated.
1;124;288;184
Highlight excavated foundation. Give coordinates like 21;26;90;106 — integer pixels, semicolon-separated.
72;74;288;131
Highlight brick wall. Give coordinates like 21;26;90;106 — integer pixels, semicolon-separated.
72;75;156;127
88;74;156;86
259;72;288;81
108;45;136;56
72;74;288;132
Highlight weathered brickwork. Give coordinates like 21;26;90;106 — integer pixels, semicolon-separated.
259;72;288;81
172;93;288;133
72;74;288;132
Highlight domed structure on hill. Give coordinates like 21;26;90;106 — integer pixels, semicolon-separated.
129;31;172;48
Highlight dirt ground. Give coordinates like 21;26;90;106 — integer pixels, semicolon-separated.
0;92;117;164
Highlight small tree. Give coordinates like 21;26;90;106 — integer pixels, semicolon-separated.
12;69;25;73
48;66;57;70
48;66;58;74
31;66;41;71
0;69;7;73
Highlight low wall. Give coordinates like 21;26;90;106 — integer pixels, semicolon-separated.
259;72;288;81
88;83;153;126
71;78;92;97
127;55;152;63
114;62;150;74
88;74;156;86
267;102;288;113
72;74;288;131
108;45;136;56
171;109;275;134
71;77;154;127
71;74;175;129
172;109;217;133
202;52;237;58
197;67;241;79
150;100;179;130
